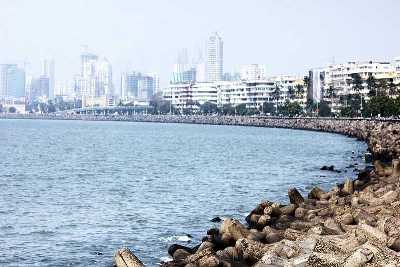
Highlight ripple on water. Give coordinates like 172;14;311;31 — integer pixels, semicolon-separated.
0;120;367;266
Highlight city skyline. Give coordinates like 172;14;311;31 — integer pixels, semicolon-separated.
1;0;400;88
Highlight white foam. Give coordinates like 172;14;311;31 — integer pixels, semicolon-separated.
159;235;191;242
160;256;173;263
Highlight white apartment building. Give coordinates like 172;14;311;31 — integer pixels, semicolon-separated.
163;82;217;111
311;60;398;98
309;59;400;112
218;76;304;109
164;76;305;111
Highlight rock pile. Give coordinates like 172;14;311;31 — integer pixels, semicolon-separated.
109;117;400;267
155;159;400;267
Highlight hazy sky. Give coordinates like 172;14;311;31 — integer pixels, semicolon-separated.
1;0;399;88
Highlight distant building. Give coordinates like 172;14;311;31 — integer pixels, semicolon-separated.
223;72;240;81
240;64;267;81
28;75;50;100
163;75;305;111
308;68;324;103
308;59;400;112
96;58;113;96
74;51;114;99
41;59;55;99
54;80;75;99
207;32;223;82
121;72;156;101
163;82;218;111
0;64;26;99
172;65;196;83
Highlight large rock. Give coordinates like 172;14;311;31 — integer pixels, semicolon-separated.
220;218;250;241
356;223;388;245
308;187;326;200
288;188;304;205
235;238;269;263
114;248;145;267
342;178;354;195
343;247;374;267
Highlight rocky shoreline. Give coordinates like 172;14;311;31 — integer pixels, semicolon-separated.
110;117;400;267
2;114;400;266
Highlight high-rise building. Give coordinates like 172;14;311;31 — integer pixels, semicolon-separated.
75;51;114;98
81;52;98;78
96;58;113;96
41;59;55;99
27;75;50;100
207;32;223;82
148;73;160;93
121;72;157;101
172;49;197;84
0;64;26;98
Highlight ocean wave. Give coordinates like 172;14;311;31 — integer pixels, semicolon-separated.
159;256;173;263
159;234;192;243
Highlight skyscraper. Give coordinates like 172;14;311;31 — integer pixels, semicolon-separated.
121;72;156;101
0;64;26;98
207;32;223;82
75;50;114;98
172;49;197;84
96;58;113;96
41;59;55;99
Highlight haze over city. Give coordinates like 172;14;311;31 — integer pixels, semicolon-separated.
1;0;399;87
2;1;400;266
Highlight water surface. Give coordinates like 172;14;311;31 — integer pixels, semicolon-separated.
0;119;366;266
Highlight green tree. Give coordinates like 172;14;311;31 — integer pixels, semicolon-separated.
235;103;248;116
280;100;303;117
350;73;364;114
39;103;48;113
287;86;295;100
366;74;377;97
8;106;17;113
305;99;317;114
273;85;281;114
262;102;275;115
295;84;305;99
340;106;353;117
388;79;398;97
47;100;56;113
200;101;218;114
376;79;388;96
303;76;310;89
318;101;332;117
362;96;399;117
220;104;235;115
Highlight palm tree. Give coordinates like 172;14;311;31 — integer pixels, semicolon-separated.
288;86;295;100
303;76;310;89
326;85;336;110
350;73;364;114
273;85;281;114
366;74;377;97
388;78;397;97
295;84;305;99
376;79;388;96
